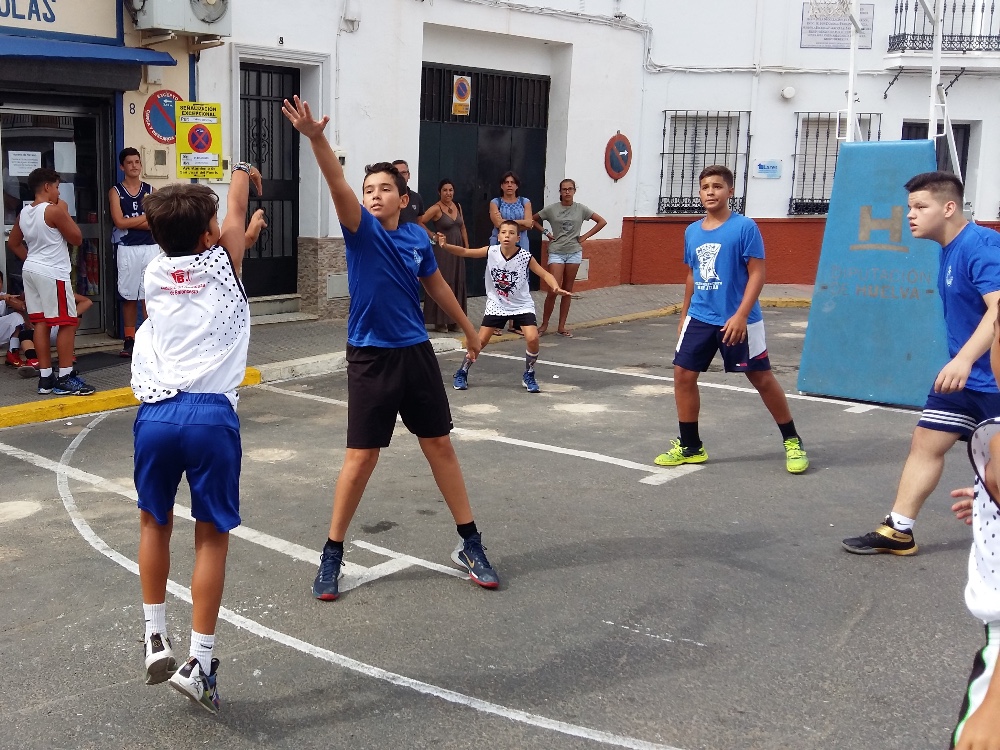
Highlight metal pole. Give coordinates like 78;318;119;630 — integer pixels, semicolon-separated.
924;0;943;139
845;0;862;142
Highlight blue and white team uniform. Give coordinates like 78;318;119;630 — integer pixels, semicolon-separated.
952;419;1000;747
112;181;161;300
343;207;453;449
917;222;1000;438
674;213;770;373
131;245;250;533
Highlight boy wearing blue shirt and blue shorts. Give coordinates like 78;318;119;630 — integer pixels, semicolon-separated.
654;165;809;474
281;96;500;600
132;163;263;713
843;171;1000;556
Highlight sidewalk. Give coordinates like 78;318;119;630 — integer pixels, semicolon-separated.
0;283;812;425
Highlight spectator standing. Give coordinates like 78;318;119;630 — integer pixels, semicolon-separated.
489;171;534;335
110;148;161;358
419;178;469;332
392;159;424;225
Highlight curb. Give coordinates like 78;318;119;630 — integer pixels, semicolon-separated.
0;368;262;430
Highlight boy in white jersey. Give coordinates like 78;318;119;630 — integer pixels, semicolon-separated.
282;95;502;599
440;219;569;393
947;312;1000;749
131;163;262;714
5;168;94;396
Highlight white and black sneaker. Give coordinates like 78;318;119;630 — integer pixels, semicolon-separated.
169;656;220;713
143;632;176;685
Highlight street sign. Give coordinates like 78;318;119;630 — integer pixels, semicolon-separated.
176;102;223;179
143;89;182;145
605;132;632;181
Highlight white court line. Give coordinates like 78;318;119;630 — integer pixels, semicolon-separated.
0;440;459;588
48;414;685;750
258;386;693;485
479;352;916;415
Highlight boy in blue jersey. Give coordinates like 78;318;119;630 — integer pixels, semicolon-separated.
654;165;809;474
282;96;500;600
843;171;1000;556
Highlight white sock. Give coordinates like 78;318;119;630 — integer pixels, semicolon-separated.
40;367;52;377
190;630;215;671
143;602;167;640
889;512;916;532
9;336;19;350
58;367;73;377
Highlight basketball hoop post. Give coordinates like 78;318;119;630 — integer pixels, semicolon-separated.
810;0;863;141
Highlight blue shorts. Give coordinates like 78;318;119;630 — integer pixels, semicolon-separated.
547;250;583;265
133;392;242;533
917;387;1000;440
673;316;771;373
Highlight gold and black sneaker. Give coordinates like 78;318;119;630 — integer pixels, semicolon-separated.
841;515;917;555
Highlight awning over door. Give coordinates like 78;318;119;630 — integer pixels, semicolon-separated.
0;36;177;66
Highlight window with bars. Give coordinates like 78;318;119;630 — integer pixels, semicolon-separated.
658;110;751;214
420;63;549;128
788;112;882;215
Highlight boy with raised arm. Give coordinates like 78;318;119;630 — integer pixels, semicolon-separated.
132;162;263;714
281;96;500;599
654;165;809;474
440;219;569;393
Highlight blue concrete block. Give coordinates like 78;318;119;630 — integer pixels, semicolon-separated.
798;140;947;407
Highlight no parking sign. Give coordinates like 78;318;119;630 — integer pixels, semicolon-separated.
143;89;183;145
176;102;223;179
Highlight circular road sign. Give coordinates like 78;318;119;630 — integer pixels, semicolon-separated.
143;89;183;145
188;124;213;153
605;132;633;181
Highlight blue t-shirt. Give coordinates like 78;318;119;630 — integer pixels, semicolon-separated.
938;222;1000;392
344;207;438;348
683;213;765;326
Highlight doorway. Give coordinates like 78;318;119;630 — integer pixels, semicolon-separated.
418;64;550;296
1;102;112;335
239;63;300;297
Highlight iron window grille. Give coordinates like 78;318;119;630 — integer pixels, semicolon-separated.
889;0;1000;53
420;63;549;129
788;112;882;215
658;110;751;215
901;120;971;177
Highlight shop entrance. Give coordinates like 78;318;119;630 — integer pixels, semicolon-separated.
1;101;113;335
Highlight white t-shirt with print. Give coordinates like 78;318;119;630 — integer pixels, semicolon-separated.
131;245;250;408
484;244;535;317
965;418;1000;623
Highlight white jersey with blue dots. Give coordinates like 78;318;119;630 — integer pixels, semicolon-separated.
966;418;1000;623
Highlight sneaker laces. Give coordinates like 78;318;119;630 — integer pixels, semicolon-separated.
464;533;491;568
317;547;342;582
783;438;806;459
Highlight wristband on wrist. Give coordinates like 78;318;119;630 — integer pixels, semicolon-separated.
232;161;252;175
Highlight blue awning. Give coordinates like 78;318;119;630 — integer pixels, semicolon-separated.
0;36;177;66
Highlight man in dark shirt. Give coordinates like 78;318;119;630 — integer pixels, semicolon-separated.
392;159;424;225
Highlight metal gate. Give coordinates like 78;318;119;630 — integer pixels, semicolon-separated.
239;64;299;297
419;63;549;296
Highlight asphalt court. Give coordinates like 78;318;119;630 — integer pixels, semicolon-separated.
0;308;986;750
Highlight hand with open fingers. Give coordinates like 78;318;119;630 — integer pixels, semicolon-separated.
951;487;975;525
720;314;748;346
935;356;972;393
555;287;571;297
281;95;329;139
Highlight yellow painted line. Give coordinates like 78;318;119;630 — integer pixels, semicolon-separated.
0;367;263;429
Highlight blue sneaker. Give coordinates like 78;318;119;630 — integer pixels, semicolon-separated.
522;371;540;393
52;370;96;396
453;368;468;390
451;532;500;589
313;545;343;601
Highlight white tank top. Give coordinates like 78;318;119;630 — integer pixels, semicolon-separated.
965;418;1000;623
484;244;535;317
20;203;71;280
131;246;250;408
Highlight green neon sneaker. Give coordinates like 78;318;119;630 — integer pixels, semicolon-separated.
783;437;809;474
654;438;708;467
